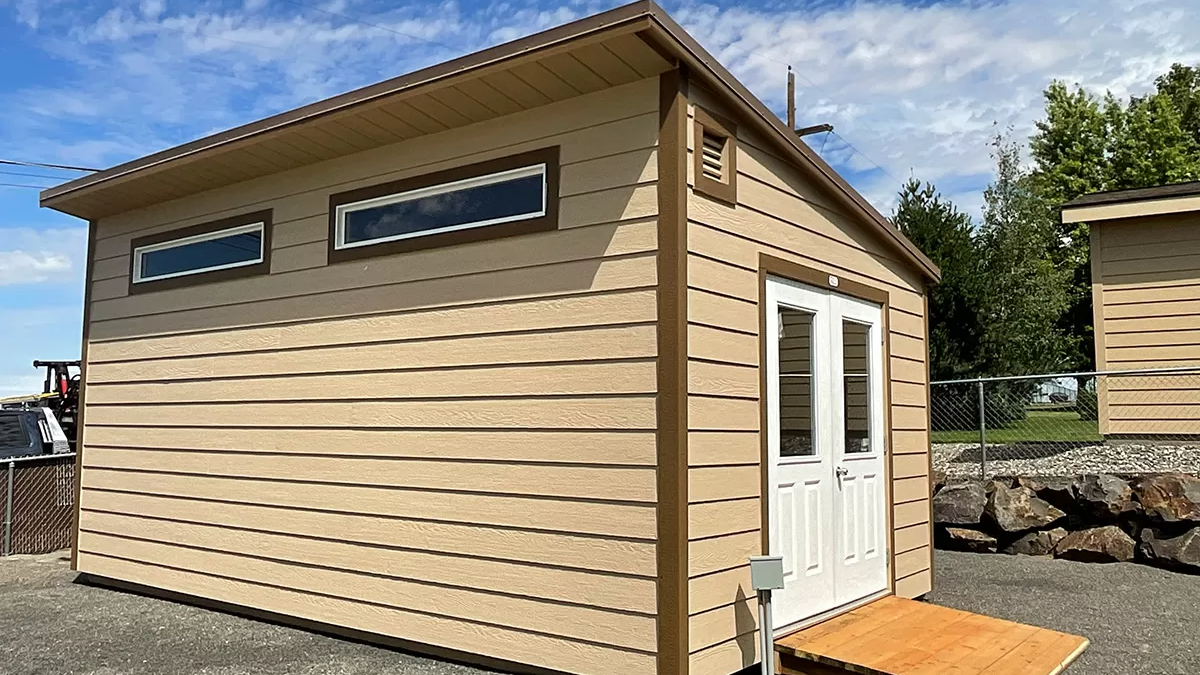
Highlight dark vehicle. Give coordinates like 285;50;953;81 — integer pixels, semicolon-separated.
0;408;71;460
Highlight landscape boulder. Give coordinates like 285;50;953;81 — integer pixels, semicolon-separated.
1016;476;1077;513
1005;527;1068;556
1054;525;1136;563
1139;527;1200;572
1133;474;1200;523
933;481;986;525
985;483;1066;533
1076;474;1136;521
942;527;998;553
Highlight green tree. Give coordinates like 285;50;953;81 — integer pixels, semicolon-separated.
1029;83;1108;373
1108;92;1200;189
892;178;982;382
1153;64;1200;146
978;133;1071;377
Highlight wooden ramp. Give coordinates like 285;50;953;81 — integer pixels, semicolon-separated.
775;596;1088;675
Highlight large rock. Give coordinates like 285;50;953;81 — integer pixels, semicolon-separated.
1054;525;1136;563
1134;474;1200;523
942;527;998;553
1005;527;1068;556
1016;476;1078;513
1077;474;1136;521
1140;526;1200;572
933;481;986;525
985;484;1066;533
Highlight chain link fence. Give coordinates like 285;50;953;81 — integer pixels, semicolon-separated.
1;453;75;556
931;367;1200;479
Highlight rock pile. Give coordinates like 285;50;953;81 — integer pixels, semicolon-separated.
932;472;1200;572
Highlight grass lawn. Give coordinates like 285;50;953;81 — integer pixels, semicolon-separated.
931;409;1102;444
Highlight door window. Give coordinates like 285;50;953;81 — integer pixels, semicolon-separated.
779;307;816;457
842;320;872;454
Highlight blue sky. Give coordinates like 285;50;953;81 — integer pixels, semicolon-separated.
1;0;1198;394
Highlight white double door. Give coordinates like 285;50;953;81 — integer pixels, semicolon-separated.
765;276;888;632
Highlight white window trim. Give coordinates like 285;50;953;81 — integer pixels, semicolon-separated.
132;221;265;284
334;162;547;251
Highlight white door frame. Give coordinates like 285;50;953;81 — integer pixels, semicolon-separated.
764;274;891;634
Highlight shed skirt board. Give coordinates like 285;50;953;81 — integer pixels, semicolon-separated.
775;596;1088;675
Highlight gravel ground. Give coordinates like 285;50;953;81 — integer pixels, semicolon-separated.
933;442;1200;478
927;550;1200;675
0;552;493;675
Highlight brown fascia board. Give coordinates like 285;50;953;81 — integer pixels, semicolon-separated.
39;1;659;210
640;3;941;283
1062;180;1200;209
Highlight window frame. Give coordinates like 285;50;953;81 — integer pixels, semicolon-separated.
327;146;560;264
128;210;273;294
693;106;738;205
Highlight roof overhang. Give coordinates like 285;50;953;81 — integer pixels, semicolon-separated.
1061;187;1200;224
41;0;939;283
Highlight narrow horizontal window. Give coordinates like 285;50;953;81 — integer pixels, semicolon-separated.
337;164;545;250
134;223;263;283
128;210;273;294
327;147;560;263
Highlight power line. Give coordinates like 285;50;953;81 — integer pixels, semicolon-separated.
0;158;99;172
0;182;54;190
826;130;906;187
0;169;68;181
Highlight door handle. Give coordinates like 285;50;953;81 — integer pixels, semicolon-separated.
835;466;848;478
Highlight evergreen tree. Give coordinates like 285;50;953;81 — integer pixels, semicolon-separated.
892;179;982;382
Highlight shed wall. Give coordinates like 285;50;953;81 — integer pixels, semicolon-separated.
681;86;932;675
76;78;662;675
1095;212;1200;436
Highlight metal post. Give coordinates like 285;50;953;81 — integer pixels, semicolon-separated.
3;461;14;557
759;590;774;675
977;380;987;480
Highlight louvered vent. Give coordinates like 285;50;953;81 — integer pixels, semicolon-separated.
701;130;726;182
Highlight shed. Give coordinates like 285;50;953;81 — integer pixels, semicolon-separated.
1063;182;1200;439
41;4;939;675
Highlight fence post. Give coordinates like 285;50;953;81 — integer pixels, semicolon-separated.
2;461;13;557
976;381;987;480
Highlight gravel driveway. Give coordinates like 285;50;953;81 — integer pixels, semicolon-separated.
0;552;493;675
927;550;1200;675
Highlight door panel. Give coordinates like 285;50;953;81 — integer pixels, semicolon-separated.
766;277;889;632
766;282;837;628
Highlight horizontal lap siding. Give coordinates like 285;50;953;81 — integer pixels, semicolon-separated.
78;79;661;675
1098;214;1200;437
682;88;931;675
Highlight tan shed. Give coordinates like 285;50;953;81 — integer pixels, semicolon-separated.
1064;182;1200;439
41;4;939;675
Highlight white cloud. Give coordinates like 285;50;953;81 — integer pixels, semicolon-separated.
0;227;88;286
4;0;1200;217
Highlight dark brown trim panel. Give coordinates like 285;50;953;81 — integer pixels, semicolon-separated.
327;147;560;264
759;253;890;305
127;210;273;295
692;106;738;205
656;67;689;675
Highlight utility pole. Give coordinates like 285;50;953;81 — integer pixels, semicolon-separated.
786;67;796;131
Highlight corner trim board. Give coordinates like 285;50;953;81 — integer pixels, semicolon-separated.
71;219;97;571
656;67;689;675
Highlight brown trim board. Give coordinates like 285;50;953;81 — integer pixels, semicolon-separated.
692;106;737;205
327;146;560;264
71;219;97;571
127;210;273;295
756;254;896;587
656;67;689;675
922;292;934;597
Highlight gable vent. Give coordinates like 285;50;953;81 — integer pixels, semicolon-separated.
701;130;727;182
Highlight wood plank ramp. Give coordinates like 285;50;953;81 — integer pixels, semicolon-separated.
775;596;1088;675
